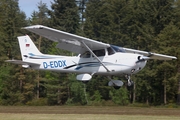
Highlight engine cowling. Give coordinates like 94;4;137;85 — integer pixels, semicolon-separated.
136;56;150;63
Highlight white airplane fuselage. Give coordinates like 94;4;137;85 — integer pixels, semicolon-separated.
6;27;176;87
28;52;146;76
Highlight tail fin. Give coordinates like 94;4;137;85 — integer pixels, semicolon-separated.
18;35;42;61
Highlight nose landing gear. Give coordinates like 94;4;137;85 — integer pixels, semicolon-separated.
125;75;134;87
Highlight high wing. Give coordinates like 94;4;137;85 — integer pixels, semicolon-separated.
122;48;177;60
23;25;110;54
23;25;177;60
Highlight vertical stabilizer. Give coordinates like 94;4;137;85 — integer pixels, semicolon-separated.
18;35;42;61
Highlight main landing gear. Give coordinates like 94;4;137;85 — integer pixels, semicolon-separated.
108;75;134;89
108;76;124;89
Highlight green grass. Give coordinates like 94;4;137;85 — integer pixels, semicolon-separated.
0;114;179;120
0;106;180;120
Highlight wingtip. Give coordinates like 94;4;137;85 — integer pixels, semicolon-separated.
21;25;43;29
173;57;177;60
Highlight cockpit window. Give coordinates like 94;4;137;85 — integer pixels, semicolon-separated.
93;49;105;57
111;45;126;53
107;47;115;55
80;51;91;58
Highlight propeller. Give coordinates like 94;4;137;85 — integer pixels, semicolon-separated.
136;56;150;63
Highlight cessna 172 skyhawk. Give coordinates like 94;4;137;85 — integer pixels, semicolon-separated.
6;25;177;88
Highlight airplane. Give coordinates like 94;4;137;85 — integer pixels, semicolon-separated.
6;25;177;89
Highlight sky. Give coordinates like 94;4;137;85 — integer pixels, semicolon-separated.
18;0;52;18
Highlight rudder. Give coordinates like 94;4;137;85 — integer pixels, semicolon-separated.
18;35;42;61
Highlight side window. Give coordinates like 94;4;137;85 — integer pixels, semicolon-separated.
80;51;91;58
93;49;105;57
107;47;115;55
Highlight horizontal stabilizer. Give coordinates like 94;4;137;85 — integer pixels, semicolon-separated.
6;60;40;66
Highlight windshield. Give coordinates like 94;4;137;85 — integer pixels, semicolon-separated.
111;45;126;53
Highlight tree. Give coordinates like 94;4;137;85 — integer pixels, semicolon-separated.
0;0;31;105
83;0;178;105
49;0;79;33
67;74;88;105
174;0;180;105
29;1;50;99
43;72;69;105
155;23;180;104
109;87;129;105
37;0;81;105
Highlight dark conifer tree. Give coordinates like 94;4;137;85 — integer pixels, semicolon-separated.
0;0;30;105
43;0;80;105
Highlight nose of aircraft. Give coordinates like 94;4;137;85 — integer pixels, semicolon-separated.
136;55;150;63
132;55;148;74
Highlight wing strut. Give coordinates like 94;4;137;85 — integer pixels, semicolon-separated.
81;41;111;72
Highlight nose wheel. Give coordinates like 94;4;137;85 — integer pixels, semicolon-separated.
125;75;134;87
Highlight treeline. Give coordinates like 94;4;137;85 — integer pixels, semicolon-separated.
0;0;180;106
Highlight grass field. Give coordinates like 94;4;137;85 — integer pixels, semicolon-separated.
0;106;180;120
